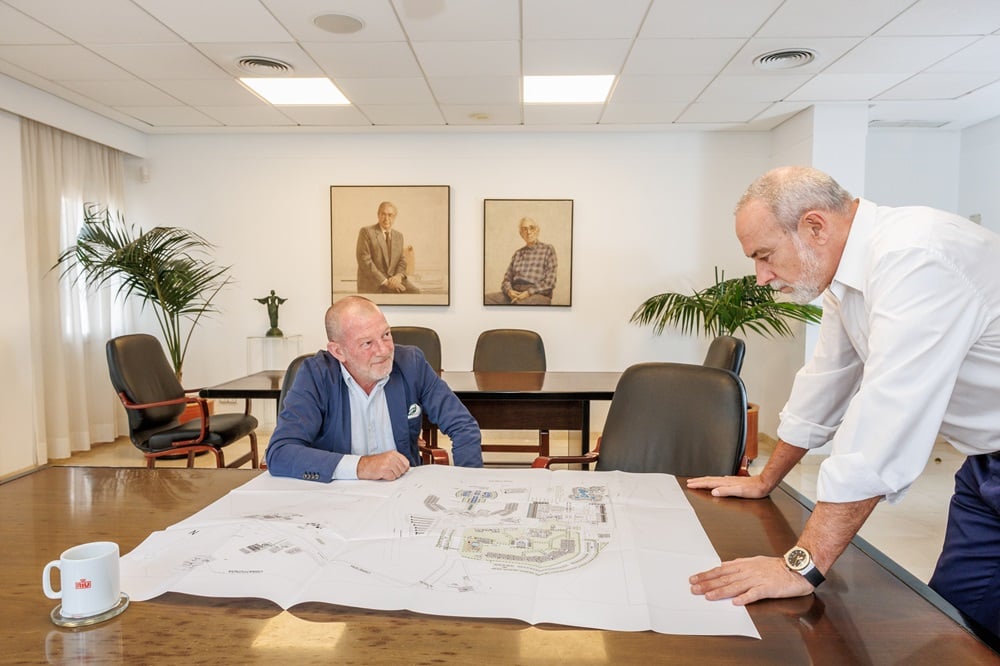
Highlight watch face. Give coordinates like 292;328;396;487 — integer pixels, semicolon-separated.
786;547;810;571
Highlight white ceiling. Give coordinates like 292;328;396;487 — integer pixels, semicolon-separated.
2;0;1000;133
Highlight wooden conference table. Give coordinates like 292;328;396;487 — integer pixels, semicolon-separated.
201;370;620;455
5;466;996;664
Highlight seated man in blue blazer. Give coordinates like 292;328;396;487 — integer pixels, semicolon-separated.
266;296;482;481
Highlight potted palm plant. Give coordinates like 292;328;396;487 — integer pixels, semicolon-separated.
630;267;822;462
55;204;231;382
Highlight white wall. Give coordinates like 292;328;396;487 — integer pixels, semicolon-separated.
123;130;786;428
958;115;1000;233
866;129;962;213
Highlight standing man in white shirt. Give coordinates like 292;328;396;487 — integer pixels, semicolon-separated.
687;166;1000;639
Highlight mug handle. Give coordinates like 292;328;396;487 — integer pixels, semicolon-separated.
42;560;62;600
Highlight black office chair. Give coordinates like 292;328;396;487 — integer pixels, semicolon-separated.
473;328;546;372
533;362;747;476
278;352;448;465
391;326;444;452
473;329;549;461
391;326;442;373
703;335;745;375
106;334;259;469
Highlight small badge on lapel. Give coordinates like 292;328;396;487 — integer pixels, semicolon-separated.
408;403;422;419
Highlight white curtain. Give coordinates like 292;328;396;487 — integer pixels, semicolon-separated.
21;118;130;461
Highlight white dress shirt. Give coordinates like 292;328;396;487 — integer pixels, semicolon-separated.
331;372;394;480
777;198;1000;504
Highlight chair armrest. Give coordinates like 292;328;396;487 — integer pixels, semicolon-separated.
116;391;188;410
116;392;210;446
531;452;600;469
737;455;751;477
419;444;450;465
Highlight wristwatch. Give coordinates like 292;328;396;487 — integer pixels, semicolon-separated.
784;546;826;588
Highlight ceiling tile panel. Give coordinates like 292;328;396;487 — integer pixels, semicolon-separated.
54;78;182;106
439;104;522;125
787;73;912;101
698;74;812;102
0;45;132;79
4;0;179;44
359;104;445;125
90;43;229;80
757;0;914;38
524;103;603;124
624;39;743;75
333;77;435;105
825;36;978;74
600;101;687;124
198;105;296;126
428;76;520;105
151;79;266;106
928;36;1000;73
877;72;1000;100
523;0;650;39
277;105;371;126
113;104;222;126
610;75;713;103
393;0;519;41
305;41;422;78
0;4;72;44
133;0;292;43
676;101;771;123
412;41;520;77
878;0;1000;36
640;0;782;38
523;39;631;75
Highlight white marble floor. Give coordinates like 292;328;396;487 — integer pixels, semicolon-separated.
51;429;961;583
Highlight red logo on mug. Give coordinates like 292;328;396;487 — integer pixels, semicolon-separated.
75;578;92;590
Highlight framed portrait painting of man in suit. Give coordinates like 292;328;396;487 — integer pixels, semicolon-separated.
331;185;450;306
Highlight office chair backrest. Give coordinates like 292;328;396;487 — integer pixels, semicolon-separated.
473;329;546;372
596;362;747;476
278;354;313;415
106;334;186;440
703;335;746;375
391;326;442;372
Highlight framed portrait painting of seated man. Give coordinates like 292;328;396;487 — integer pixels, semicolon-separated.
484;198;573;307
330;185;450;306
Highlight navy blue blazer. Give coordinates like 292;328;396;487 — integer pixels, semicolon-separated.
265;345;482;482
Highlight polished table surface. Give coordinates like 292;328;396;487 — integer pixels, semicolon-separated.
4;466;996;664
199;370;285;401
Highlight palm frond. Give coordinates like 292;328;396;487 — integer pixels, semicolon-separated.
53;204;231;377
630;269;822;338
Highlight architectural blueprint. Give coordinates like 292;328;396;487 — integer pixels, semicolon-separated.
120;466;758;637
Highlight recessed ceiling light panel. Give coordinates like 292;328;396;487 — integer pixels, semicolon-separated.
753;48;817;70
524;75;615;104
240;77;351;105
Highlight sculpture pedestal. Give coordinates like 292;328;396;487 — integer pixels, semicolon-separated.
246;335;303;427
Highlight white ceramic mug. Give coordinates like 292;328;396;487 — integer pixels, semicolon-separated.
42;542;121;618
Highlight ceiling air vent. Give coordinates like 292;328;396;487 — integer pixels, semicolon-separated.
236;57;293;76
753;48;817;70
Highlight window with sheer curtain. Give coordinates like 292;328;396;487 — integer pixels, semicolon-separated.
21;118;131;461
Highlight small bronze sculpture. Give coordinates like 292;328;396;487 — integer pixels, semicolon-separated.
255;290;287;337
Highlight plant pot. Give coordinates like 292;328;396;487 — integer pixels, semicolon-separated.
745;402;759;462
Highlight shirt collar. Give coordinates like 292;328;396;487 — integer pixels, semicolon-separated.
829;198;876;301
341;366;390;401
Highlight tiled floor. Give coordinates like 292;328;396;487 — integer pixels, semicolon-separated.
51;429;962;584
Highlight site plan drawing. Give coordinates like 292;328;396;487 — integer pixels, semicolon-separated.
120;466;758;637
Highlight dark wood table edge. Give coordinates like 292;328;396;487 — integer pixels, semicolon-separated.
777;481;1000;654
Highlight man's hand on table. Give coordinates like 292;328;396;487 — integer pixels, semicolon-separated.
689;556;816;604
357;451;410;480
686;474;773;498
